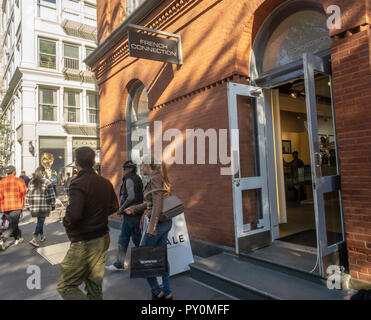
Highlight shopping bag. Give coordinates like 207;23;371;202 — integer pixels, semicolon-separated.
130;245;168;278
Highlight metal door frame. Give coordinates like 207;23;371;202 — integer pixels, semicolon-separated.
303;53;346;277
227;82;271;254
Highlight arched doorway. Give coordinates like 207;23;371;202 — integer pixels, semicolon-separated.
126;81;150;177
228;0;346;277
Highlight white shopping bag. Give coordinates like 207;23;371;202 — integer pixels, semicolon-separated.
166;213;194;276
140;213;194;276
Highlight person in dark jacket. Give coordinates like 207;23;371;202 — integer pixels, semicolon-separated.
106;160;144;271
57;147;119;300
64;169;78;196
25;167;56;248
20;171;30;187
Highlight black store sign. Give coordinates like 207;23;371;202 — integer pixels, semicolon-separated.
128;30;179;64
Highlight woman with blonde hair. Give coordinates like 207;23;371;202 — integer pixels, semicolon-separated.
124;156;173;300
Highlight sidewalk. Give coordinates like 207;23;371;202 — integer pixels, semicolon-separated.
0;209;230;300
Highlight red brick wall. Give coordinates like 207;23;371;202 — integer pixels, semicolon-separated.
149;84;235;246
97;0;126;44
331;28;371;283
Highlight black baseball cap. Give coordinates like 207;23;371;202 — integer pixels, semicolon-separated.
123;160;137;169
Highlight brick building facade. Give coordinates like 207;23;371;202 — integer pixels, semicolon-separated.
86;0;371;284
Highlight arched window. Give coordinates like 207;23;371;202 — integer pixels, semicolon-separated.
251;1;332;77
126;81;150;167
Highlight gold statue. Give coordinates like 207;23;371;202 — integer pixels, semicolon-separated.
41;152;55;179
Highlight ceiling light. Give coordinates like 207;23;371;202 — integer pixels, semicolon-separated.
290;92;297;99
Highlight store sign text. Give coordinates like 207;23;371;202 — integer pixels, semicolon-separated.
128;30;179;64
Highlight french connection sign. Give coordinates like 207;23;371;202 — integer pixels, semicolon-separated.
128;30;179;64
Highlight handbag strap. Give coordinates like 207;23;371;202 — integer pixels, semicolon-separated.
143;188;170;198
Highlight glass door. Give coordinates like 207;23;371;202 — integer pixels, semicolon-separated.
227;82;271;254
303;53;346;277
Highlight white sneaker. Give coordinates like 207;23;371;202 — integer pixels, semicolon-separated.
39;235;46;242
105;264;125;272
0;240;6;251
29;238;39;248
13;238;24;246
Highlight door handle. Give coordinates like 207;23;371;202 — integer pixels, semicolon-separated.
314;152;322;167
314;152;322;178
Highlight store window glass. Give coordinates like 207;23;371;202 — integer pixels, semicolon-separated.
64;90;80;123
127;82;150;172
262;10;331;73
39;87;58;121
39;137;66;181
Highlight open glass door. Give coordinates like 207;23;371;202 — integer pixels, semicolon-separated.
227;82;271;254
303;53;346;277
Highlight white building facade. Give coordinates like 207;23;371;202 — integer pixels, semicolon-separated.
0;0;98;179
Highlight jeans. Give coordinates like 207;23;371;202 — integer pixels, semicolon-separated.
115;214;142;268
34;217;46;236
2;210;22;241
57;233;110;300
140;219;172;297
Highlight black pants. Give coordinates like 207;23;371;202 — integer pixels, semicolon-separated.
2;210;22;241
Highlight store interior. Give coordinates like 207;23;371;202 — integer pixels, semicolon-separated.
275;76;343;249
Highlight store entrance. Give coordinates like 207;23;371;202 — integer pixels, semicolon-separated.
273;76;342;249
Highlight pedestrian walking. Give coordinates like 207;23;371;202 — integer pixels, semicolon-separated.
50;172;58;196
63;172;71;188
57;147;119;300
24;167;56;248
106;160;144;271
19;171;30;187
0;166;27;251
124;156;173;300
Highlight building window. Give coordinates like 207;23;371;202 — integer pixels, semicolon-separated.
252;6;332;75
87;92;98;123
39;88;58;121
64;90;80;123
63;44;79;70
39;39;56;69
84;3;96;16
126;81;150;168
85;47;94;70
40;0;56;4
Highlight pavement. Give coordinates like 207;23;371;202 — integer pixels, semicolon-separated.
0;202;230;300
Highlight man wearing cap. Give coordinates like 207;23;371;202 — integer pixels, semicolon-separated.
0;166;27;250
106;160;144;271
